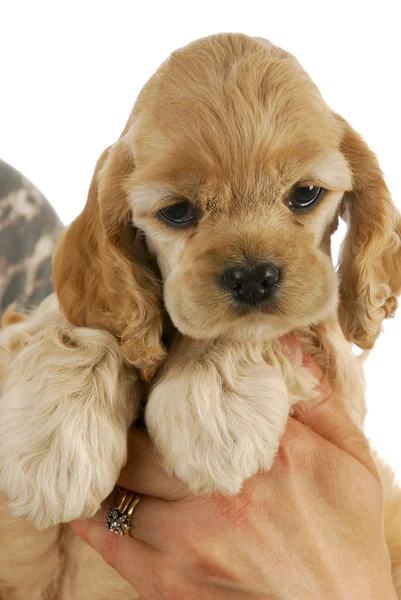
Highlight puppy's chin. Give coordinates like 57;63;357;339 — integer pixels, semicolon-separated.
168;313;269;342
165;295;337;343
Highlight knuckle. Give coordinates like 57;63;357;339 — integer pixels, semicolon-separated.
156;559;193;600
277;420;312;470
214;484;258;529
191;542;240;583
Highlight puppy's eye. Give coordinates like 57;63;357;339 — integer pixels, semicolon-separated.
158;202;197;228
288;186;324;210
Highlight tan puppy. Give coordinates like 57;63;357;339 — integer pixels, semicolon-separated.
0;34;400;598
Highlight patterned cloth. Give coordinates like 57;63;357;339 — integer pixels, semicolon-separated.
0;160;63;314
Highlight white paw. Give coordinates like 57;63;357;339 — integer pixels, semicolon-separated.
146;342;291;495
0;318;139;528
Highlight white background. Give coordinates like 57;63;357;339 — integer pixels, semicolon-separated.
1;1;400;478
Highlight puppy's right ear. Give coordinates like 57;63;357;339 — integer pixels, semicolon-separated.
52;139;166;371
335;116;401;350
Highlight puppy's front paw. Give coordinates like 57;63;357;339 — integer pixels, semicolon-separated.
0;320;138;528
146;342;290;495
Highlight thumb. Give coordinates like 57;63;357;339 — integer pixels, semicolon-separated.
282;336;377;478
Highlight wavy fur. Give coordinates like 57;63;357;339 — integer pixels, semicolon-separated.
1;33;400;598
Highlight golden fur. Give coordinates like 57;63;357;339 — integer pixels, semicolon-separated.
0;33;401;598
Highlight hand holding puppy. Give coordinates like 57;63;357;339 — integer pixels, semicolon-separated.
72;339;398;600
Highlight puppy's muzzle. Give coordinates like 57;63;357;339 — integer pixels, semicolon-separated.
221;262;281;306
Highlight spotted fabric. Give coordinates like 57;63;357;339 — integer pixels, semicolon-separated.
0;160;63;314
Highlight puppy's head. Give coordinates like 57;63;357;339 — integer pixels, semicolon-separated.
53;34;401;369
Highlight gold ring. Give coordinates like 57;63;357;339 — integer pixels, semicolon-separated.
105;487;142;536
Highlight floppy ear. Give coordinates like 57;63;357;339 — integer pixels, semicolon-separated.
336;116;401;349
52;138;166;371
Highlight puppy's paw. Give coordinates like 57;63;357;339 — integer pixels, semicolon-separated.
146;341;290;495
0;319;139;528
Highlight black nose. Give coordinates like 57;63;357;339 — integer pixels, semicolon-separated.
221;263;281;305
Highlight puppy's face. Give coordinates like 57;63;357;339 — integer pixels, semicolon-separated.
53;34;400;367
126;39;351;341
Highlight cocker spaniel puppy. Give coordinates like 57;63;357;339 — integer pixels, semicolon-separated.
1;33;401;598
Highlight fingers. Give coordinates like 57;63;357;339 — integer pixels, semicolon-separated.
283;336;378;478
127;495;173;550
73;489;173;552
118;429;190;501
70;518;159;592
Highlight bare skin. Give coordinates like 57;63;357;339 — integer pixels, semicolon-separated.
71;337;397;599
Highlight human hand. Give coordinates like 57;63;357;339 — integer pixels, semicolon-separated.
71;336;397;600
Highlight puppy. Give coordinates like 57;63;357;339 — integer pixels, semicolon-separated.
1;33;401;598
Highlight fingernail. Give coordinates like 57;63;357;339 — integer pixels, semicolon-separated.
280;334;303;367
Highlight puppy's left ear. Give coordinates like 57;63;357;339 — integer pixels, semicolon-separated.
53;138;166;372
336;115;401;349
